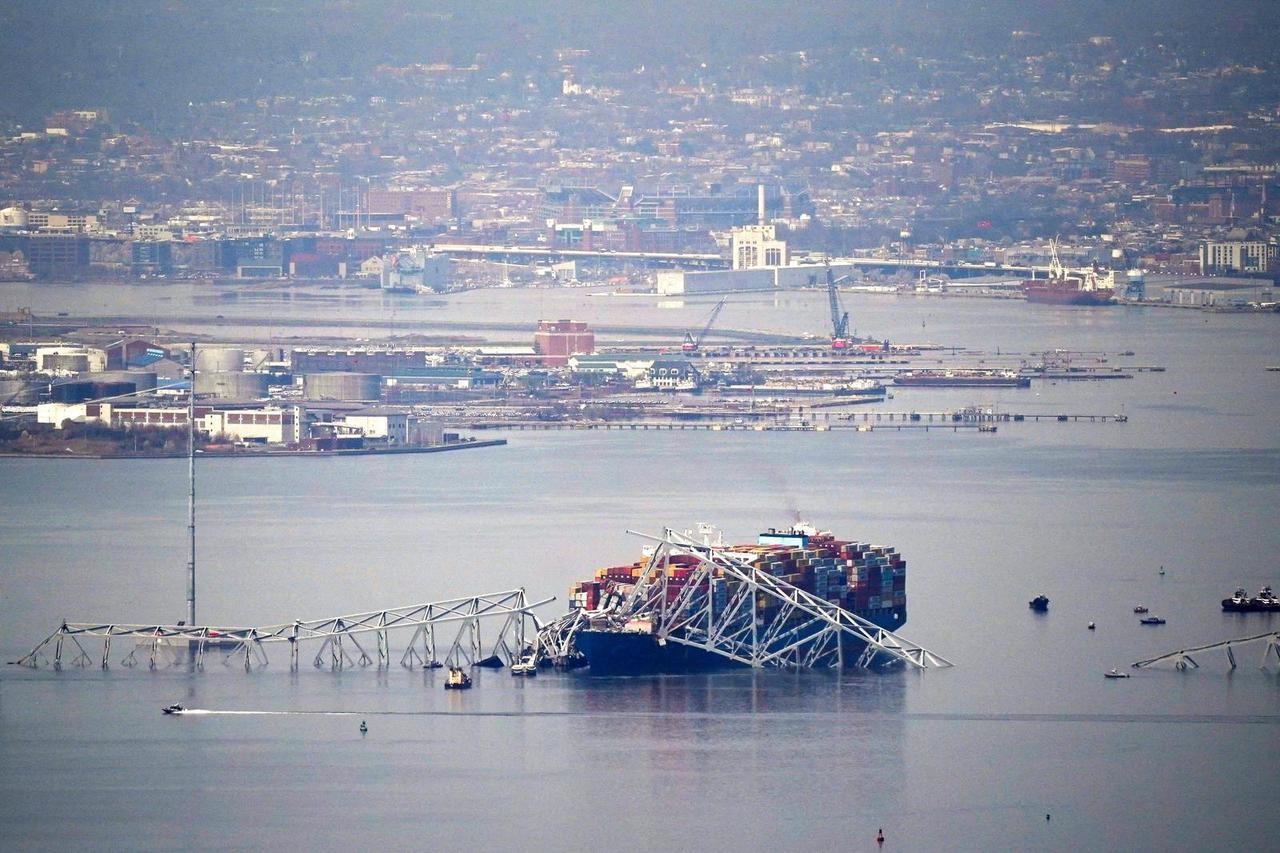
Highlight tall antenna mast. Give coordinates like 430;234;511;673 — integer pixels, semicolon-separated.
187;342;196;628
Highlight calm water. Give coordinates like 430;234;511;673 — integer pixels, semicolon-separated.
2;284;1278;851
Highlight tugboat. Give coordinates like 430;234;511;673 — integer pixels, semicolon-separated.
161;704;185;715
444;666;472;690
1222;585;1280;613
1139;616;1166;625
1029;595;1050;612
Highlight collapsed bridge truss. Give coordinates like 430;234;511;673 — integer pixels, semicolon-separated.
535;527;953;671
15;589;552;672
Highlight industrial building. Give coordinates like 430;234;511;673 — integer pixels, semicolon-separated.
532;319;595;366
656;262;861;295
380;246;450;292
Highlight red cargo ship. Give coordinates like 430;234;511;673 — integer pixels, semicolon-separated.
1022;242;1116;306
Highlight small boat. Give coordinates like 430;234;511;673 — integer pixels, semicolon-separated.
1087;622;1096;630
510;650;538;676
1029;595;1049;612
1104;669;1130;679
1132;605;1149;614
444;666;472;690
161;704;185;715
1139;616;1166;625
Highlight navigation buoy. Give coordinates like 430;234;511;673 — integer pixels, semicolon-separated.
876;828;885;845
1046;814;1051;821
359;720;368;735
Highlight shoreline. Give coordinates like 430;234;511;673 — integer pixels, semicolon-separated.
0;438;507;461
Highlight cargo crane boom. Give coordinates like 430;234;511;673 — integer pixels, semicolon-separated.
826;263;852;349
682;296;728;352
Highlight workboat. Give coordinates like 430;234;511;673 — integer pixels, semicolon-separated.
161;704;185;715
444;666;472;690
1133;605;1149;614
1029;595;1050;612
1139;616;1166;625
510;653;538;676
1221;585;1280;613
1104;669;1130;679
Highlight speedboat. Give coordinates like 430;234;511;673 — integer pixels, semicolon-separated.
161;704;185;715
444;666;472;690
510;660;538;677
1139;616;1166;625
1132;605;1148;614
1104;669;1130;679
1029;595;1049;612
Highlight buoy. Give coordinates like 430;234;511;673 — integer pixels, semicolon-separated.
1159;565;1166;576
876;828;885;845
359;720;368;734
1046;814;1051;821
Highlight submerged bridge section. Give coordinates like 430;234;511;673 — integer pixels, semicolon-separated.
15;590;552;672
536;528;953;671
1132;630;1280;671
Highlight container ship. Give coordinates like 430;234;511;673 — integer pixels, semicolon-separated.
1022;242;1116;306
894;370;1030;388
565;524;908;674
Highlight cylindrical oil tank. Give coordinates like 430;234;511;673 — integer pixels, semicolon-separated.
304;372;381;401
95;370;157;392
195;347;244;373
0;378;38;404
196;371;270;399
46;353;90;372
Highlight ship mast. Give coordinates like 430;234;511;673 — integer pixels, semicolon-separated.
187;342;196;628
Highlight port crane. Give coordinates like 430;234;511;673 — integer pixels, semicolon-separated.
825;262;854;349
682;296;728;352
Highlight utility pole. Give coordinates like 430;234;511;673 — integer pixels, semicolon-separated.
187;342;196;629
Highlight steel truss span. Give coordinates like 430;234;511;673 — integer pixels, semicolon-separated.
535;528;953;671
1132;631;1280;671
14;590;552;672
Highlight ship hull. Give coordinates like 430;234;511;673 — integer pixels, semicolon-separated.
1022;285;1115;306
575;607;907;675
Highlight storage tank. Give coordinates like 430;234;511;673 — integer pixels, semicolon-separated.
195;347;244;373
0;206;29;229
0;378;38;404
195;371;270;400
304;372;381;401
95;370;157;392
45;353;90;373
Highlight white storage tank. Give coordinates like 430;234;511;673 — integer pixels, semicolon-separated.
195;348;245;373
304;372;381;401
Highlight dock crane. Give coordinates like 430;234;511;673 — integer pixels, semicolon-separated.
682;296;728;352
826;262;853;349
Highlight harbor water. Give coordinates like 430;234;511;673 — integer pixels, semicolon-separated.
2;283;1278;850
